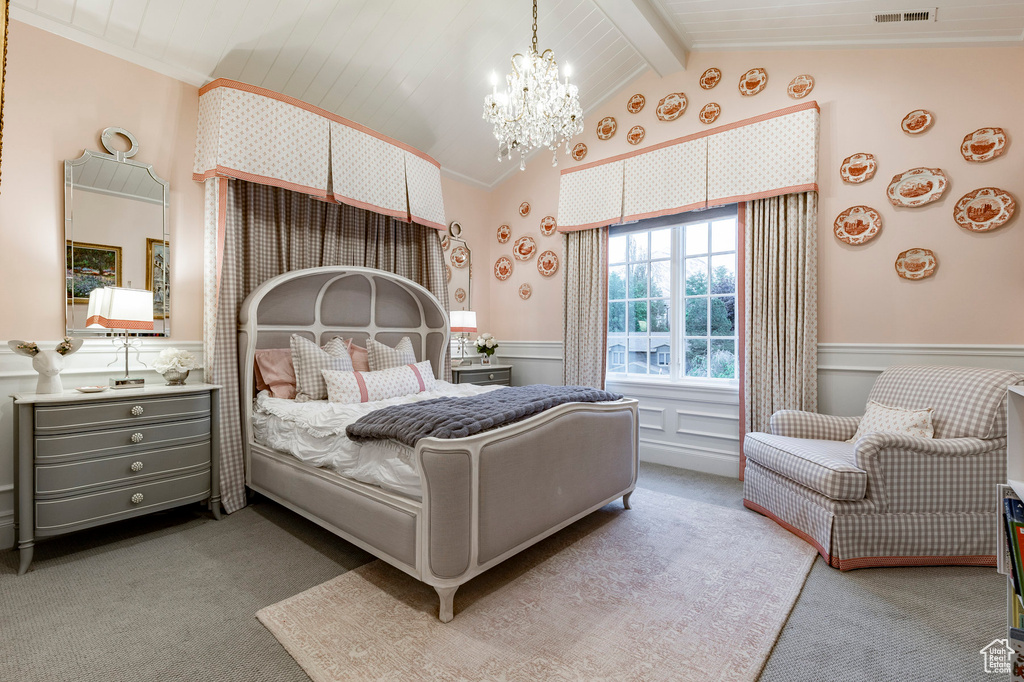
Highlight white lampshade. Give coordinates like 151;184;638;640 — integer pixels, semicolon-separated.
86;287;155;330
450;310;477;333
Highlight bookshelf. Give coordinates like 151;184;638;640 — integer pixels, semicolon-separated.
1000;386;1024;668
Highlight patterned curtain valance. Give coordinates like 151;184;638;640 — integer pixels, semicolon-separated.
557;101;819;232
193;79;447;230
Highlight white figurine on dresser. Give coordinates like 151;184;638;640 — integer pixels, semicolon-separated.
8;338;84;394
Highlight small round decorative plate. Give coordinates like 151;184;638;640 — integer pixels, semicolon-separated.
519;201;531;217
840;153;877;184
454;288;466;304
953;187;1016;232
656;93;687;121
886;167;947;208
626;93;645;113
494;256;513;281
496;224;512;243
901;110;933;135
446;264;451;283
513;235;537;261
518;283;532;300
787;74;814;99
699;68;721;90
571;142;588;161
537;250;559;277
540;215;557;236
450;245;469;268
895;248;937;280
833;206;883;245
738;68;768;96
698;103;721;125
960;127;1007;163
76;386;108;393
440;234;450;251
596;116;617;140
626;125;645;146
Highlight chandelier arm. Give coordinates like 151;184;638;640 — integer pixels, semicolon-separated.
532;0;538;54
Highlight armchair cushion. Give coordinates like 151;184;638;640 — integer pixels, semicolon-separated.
745;433;867;500
769;410;860;441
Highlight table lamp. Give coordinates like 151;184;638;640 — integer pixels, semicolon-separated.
87;286;154;388
450;310;477;366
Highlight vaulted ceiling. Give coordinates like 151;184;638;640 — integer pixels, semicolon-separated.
12;0;1024;189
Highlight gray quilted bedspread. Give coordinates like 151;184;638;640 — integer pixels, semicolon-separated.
345;384;623;447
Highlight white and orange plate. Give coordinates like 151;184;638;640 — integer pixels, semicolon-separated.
537;250;559;277
901;110;933;135
571;142;588;161
953;187;1016;232
738;68;767;96
519;201;531;217
513;235;537;261
626;125;645;145
840;153;877;184
494;256;513;281
656;93;687;122
496;224;512;243
895;248;937;280
787;74;814;99
699;103;721;125
960;127;1006;163
626;93;645;114
450;245;469;268
540;215;557;236
699;68;721;90
454;288;466;304
886;167;947;208
596;117;617;140
518;283;532;300
833;206;882;245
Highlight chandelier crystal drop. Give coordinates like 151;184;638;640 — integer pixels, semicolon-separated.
482;0;584;170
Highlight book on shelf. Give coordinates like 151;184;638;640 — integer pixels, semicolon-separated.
1007;496;1024;610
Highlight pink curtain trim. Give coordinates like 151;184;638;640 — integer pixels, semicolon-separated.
193;166;328;198
331;194;408;221
215;179;227;303
556;217;623;233
707;183;818;209
410;214;447;232
620;200;708;225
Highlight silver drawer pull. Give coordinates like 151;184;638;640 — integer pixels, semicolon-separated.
130;461;144;473
488;374;495;380
131;433;144;444
130;493;144;505
131;405;144;417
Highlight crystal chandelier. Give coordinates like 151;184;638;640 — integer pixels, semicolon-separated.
482;0;584;170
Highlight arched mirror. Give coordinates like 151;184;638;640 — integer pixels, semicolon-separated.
445;220;471;311
65;127;170;337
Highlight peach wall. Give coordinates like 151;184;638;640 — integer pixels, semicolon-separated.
0;21;203;340
467;46;1024;344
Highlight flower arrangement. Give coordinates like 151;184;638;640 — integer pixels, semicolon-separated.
474;333;499;357
153;348;198;374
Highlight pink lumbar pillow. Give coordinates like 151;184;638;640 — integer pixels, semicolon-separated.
345;339;371;372
322;361;436;404
254;348;297;400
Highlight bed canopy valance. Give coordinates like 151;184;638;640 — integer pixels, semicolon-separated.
193;79;446;230
556;101;819;232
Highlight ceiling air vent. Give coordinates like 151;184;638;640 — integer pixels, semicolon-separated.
874;8;937;23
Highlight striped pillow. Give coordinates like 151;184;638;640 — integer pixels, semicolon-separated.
290;335;353;402
322;361;436;404
366;336;417;371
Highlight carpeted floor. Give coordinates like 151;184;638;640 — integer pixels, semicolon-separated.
0;462;1005;681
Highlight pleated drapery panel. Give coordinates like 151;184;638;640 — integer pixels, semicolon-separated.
562;228;609;389
208;180;451;513
743;192;818;472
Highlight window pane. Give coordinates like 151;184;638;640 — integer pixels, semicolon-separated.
651;228;671;259
609;266;627;299
710;296;735;336
651;260;671;298
628;336;648;375
607;337;626;373
710;254;735;294
608;302;625;333
686;222;708;255
685;297;707;336
685;257;707;295
629;300;648;333
650;299;670;333
629;263;648;299
711;339;736;378
650;338;671;375
711;219;736;253
629;232;648;261
685;339;708;377
609;235;627;264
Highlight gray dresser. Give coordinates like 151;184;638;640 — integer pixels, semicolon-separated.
450;364;513;386
13;383;220;574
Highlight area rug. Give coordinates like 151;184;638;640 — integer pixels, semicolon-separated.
257;489;815;681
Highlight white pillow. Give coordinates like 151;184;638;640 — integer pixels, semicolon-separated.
847;400;934;443
322;361;436;404
290;335;353;402
366;336;417;371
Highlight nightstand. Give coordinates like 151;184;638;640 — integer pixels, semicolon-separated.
12;383;220;575
451;364;513;386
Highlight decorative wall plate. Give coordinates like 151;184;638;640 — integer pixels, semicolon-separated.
886;168;947;208
446;264;451;283
519;201;531;217
960;127;1007;163
537;250;559;277
626;93;645;113
901;110;933;135
840;153;877;184
626;125;646;145
698;103;721;125
496;224;512;243
699;68;721;90
953;187;1016;232
656;93;687;121
450;245;469;268
540;215;557;236
738;68;768;96
571;142;588;161
833;206;882;245
513;235;537;261
787;74;814;99
454;288;466;304
596;116;617;140
895;248;937;280
494;256;513;281
440;234;450;251
518;283;532;300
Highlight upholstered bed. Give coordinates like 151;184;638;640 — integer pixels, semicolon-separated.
238;266;638;621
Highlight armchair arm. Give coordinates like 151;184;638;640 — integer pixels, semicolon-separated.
769;410;860;441
853;432;1001;460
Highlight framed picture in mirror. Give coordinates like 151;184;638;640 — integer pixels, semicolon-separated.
146;238;168;319
66;240;122;304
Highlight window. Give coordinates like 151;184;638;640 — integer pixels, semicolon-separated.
607;206;738;380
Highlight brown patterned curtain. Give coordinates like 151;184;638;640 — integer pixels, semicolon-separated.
562;227;608;389
211;179;450;513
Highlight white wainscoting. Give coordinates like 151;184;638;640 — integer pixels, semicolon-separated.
0;339;204;550
495;341;564;387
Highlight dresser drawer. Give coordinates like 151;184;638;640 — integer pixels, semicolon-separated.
34;394;211;434
35;417;211;463
35;470;211;533
457;368;511;385
36;441;211;496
